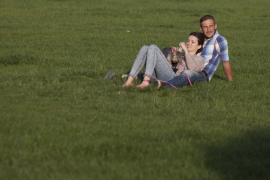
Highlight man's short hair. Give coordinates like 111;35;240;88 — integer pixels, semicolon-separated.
200;15;216;27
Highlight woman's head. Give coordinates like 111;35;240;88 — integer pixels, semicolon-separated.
187;32;204;54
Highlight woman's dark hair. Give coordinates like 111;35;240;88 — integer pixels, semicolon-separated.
189;32;204;54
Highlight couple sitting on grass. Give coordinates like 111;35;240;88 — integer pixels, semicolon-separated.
122;15;233;89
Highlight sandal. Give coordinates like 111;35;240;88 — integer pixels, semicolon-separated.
122;82;134;88
136;80;150;89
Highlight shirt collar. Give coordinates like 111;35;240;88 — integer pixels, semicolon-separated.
203;30;219;46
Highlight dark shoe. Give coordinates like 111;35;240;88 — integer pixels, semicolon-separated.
153;80;165;90
103;70;115;79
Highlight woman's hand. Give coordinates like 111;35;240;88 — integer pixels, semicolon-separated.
172;47;178;51
179;42;188;53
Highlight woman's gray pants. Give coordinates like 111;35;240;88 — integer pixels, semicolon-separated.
129;45;176;82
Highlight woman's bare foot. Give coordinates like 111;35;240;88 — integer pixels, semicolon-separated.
136;80;150;89
122;81;134;87
122;76;135;87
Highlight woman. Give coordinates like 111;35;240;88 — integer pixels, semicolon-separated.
122;32;205;89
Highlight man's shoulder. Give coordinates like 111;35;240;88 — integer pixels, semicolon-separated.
215;32;228;44
215;32;229;54
217;35;227;41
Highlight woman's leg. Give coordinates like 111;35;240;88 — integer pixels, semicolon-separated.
137;45;176;88
123;46;149;87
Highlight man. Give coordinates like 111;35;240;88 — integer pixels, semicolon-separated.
199;15;233;82
155;15;233;89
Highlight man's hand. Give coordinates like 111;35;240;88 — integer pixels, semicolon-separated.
222;61;233;81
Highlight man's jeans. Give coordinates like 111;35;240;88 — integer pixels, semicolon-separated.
165;70;208;88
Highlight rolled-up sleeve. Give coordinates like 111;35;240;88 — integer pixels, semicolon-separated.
218;38;229;62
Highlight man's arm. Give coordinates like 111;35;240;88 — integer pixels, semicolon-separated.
218;37;233;81
222;61;233;81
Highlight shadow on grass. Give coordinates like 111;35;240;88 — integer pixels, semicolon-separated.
212;74;227;81
204;128;270;180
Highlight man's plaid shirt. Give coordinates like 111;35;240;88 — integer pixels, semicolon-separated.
198;30;229;81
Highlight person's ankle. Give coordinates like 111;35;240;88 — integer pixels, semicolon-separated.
126;80;133;85
142;79;150;84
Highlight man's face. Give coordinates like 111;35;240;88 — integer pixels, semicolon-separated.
200;19;217;39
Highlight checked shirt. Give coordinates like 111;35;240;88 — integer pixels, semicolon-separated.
198;30;229;81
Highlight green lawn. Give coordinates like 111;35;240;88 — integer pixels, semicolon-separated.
0;0;270;179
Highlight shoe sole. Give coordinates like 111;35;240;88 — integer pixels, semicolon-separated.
153;80;163;90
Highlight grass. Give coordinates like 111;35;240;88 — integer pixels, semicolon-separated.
0;0;270;179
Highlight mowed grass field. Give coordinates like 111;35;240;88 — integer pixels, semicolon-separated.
0;0;270;179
